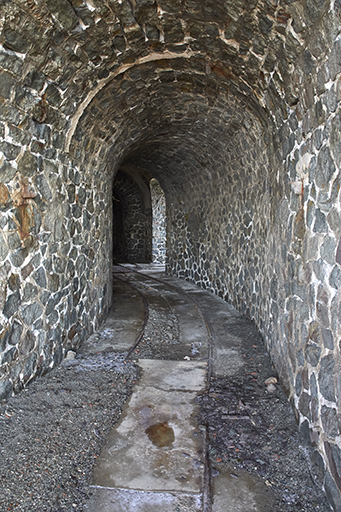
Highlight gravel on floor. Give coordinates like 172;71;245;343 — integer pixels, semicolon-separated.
0;272;333;511
197;342;331;511
0;352;139;512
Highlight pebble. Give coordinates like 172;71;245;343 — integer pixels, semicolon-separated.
266;383;277;393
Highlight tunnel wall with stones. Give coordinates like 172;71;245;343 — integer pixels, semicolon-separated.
0;0;340;508
113;169;152;263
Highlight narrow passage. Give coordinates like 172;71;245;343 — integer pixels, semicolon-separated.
0;266;330;511
85;265;329;511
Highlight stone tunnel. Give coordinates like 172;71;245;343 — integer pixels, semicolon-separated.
0;0;341;507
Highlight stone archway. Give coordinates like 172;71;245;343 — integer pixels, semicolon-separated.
150;178;166;264
112;168;152;263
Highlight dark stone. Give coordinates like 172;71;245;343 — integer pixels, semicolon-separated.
310;449;325;485
23;283;38;303
316;301;330;327
0;327;10;351
47;273;60;292
77;187;86;204
310;373;319;422
32;267;47;288
54;218;64;241
8;273;20;292
21;301;43;325
43;258;53;273
3;291;21;319
298;392;311;419
312;258;327;282
325;441;341;493
164;18;184;43
321;236;336;265
321;329;334;350
304;50;314;74
0;380;13;401
316;147;336;189
35;174;52;202
0;70;16;99
76;254;86;274
46;0;79;31
336;236;341;266
330;111;341;168
30;204;42;235
53;256;67;274
313;209;328;233
3;25;30;52
67;184;75;203
329;38;341;81
258;14;273;35
325;470;341;511
301;368;309;389
45;297;56;317
329;265;341;289
299;419;311;445
305;341;321;367
45;84;62;107
53;343;63;366
0;142;20;161
83;210;91;231
23;352;37;382
24;70;46;92
0;232;9;260
17;151;38;178
1;346;17;364
321;406;339;438
19;330;36;355
7;232;21;251
319;355;335;402
112;35;126;53
9;320;23;346
306;200;316;229
39;290;50;305
0;161;16;183
72;204;82;219
0;49;23;76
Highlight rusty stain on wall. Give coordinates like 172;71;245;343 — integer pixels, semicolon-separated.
10;177;37;241
0;184;10;207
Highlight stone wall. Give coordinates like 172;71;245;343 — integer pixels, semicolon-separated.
113;169;152;263
151;178;166;264
0;0;340;508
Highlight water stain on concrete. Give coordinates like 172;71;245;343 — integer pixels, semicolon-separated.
145;421;175;448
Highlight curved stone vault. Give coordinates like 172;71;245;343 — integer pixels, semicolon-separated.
0;0;341;507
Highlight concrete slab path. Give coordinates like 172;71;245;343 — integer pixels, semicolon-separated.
84;266;277;511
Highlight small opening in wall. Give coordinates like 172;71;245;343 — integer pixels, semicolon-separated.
150;178;166;264
112;168;152;263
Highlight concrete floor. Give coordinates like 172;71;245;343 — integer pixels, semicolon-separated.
84;265;275;511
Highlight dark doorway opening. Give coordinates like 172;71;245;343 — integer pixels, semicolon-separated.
112;168;152;263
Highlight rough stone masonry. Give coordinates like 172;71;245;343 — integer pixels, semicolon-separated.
0;0;341;508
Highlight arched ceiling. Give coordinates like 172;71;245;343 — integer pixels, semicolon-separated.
1;0;333;173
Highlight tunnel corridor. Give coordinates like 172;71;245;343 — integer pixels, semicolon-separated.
0;0;341;509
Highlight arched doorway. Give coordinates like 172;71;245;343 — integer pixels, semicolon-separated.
150;178;166;264
112;168;152;263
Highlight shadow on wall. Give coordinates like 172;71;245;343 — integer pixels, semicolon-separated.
113;167;152;264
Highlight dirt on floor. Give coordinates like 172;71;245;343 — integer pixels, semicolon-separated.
197;342;331;511
0;353;139;512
